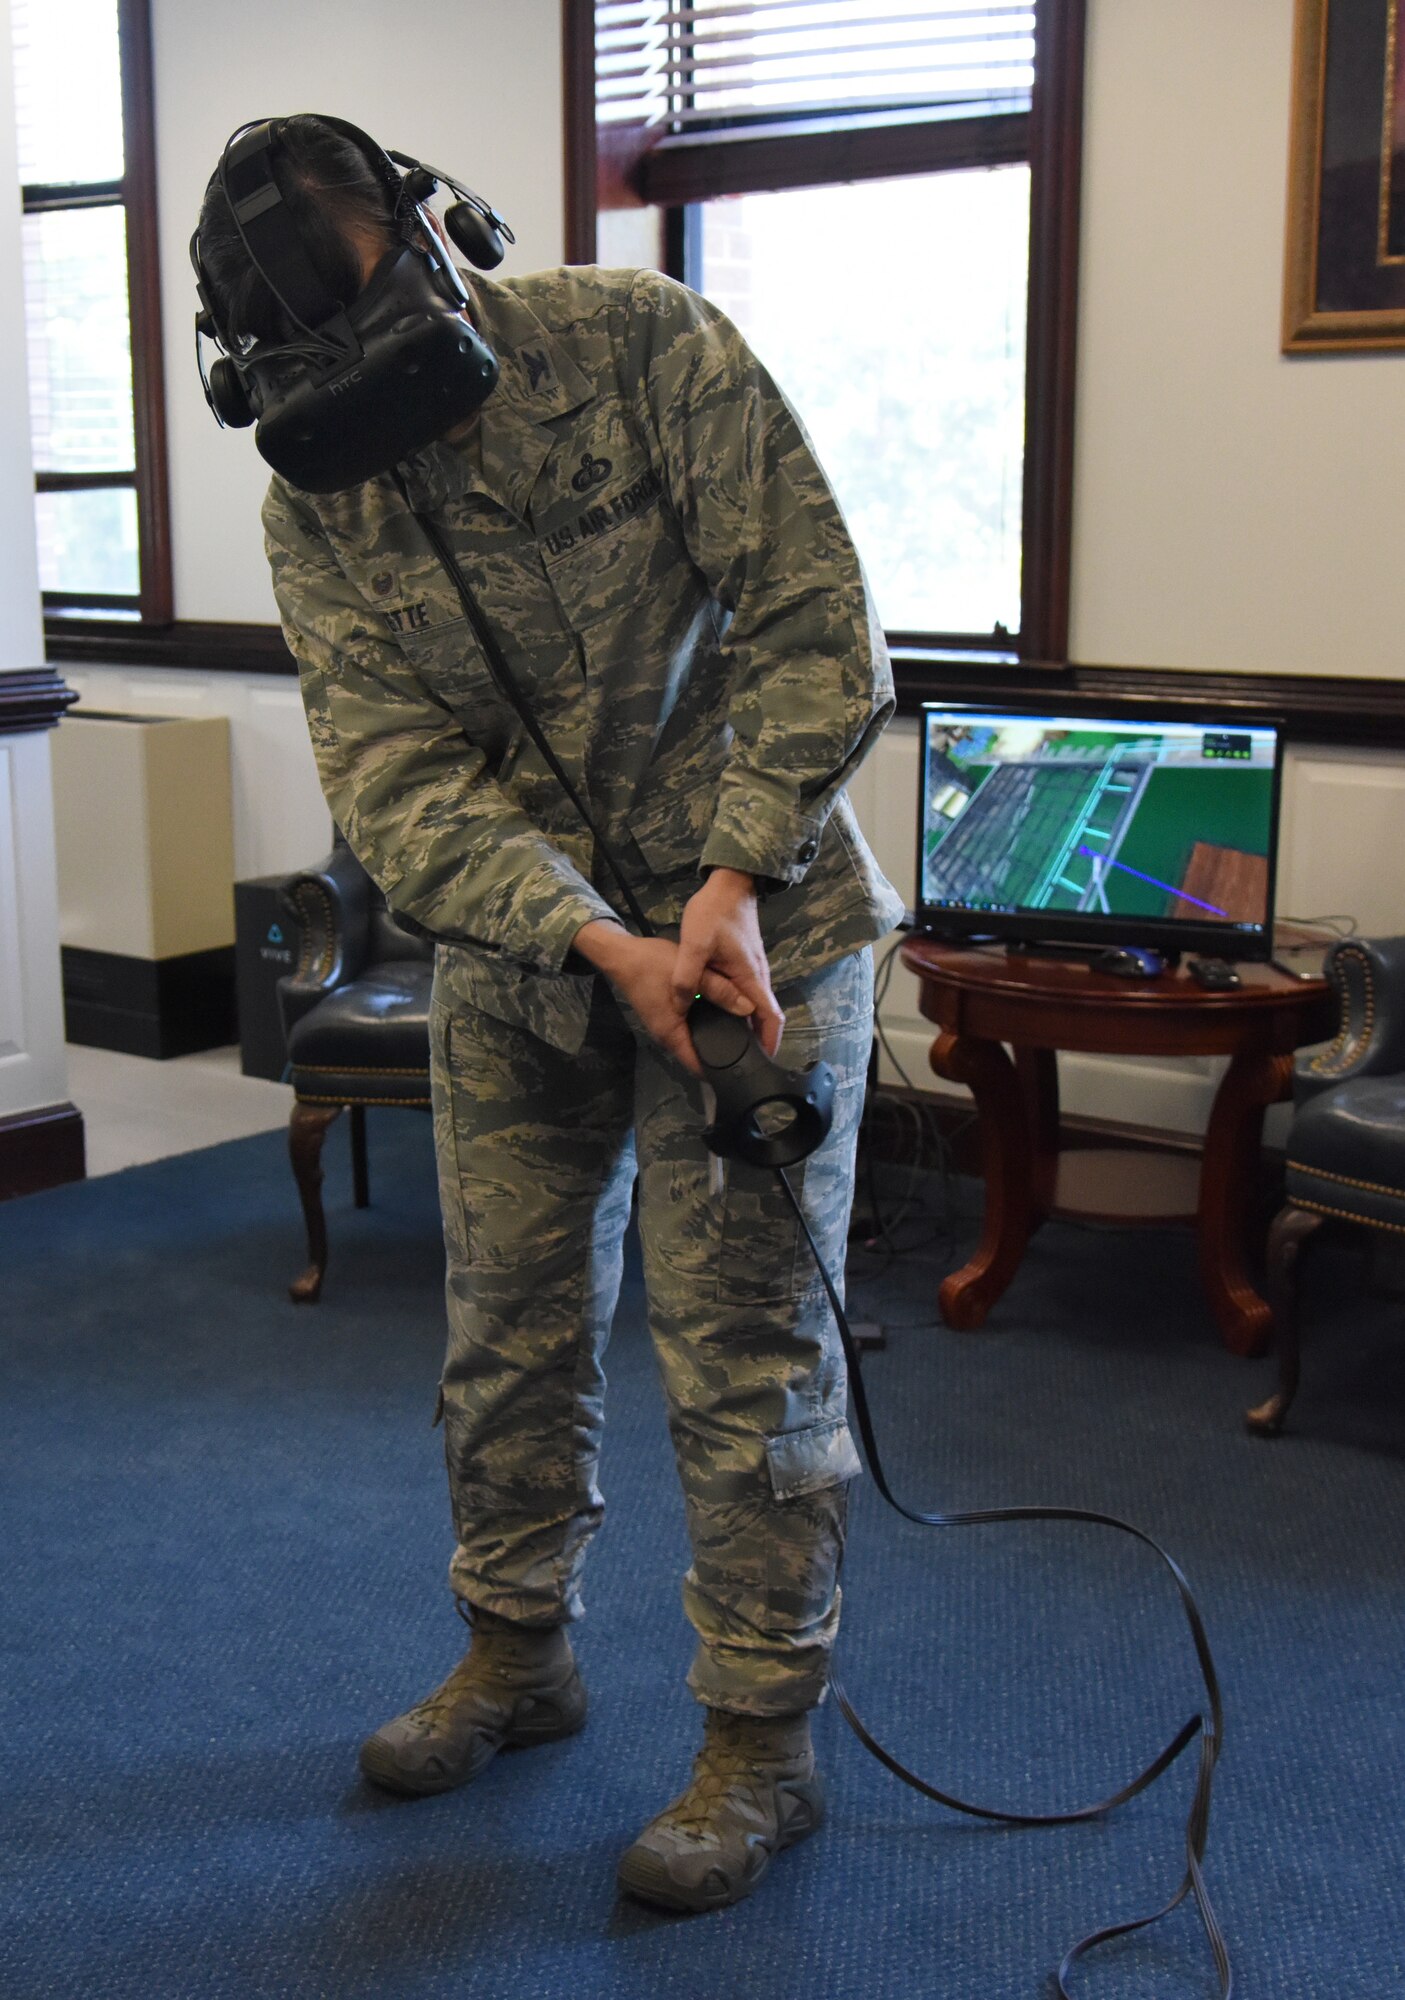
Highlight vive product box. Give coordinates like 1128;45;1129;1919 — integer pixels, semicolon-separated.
234;876;302;1082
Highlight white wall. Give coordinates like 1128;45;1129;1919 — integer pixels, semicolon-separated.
0;0;69;1121
1071;0;1405;677
151;0;566;624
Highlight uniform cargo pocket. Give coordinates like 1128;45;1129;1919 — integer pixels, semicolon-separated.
430;996;471;1266
628;765;724;880
714;1153;807;1304
765;1417;862;1501
549;524;655;632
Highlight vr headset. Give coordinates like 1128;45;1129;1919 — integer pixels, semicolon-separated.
191;116;511;492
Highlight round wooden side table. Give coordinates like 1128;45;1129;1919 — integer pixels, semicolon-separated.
899;939;1334;1355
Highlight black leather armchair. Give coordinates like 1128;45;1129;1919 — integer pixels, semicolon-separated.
277;837;434;1301
1246;935;1405;1434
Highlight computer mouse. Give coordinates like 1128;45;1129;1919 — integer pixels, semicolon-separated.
1092;946;1164;979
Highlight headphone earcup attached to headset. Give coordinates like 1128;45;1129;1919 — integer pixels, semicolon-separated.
208;355;255;428
444;200;505;270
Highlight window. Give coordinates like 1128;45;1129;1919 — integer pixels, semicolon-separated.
564;0;1084;663
11;0;170;624
688;169;1029;639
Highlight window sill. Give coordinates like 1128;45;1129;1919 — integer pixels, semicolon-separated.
44;618;294;675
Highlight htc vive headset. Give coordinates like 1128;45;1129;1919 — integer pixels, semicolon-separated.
191;116;512;491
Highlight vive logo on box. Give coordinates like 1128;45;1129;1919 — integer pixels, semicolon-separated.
260;919;293;967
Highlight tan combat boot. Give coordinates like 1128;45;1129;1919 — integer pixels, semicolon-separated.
616;1708;824;1911
359;1603;587;1796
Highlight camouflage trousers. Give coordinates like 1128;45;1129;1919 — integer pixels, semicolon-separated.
428;947;872;1716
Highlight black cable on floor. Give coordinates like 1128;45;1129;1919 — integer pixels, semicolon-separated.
406;512;1232;1993
780;1169;1233;2000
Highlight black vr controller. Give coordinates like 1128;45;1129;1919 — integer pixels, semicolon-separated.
687;997;835;1170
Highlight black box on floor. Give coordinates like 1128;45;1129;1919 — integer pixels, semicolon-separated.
61;945;238;1059
234;876;301;1082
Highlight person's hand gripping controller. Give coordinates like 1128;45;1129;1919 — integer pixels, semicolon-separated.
574;867;783;1078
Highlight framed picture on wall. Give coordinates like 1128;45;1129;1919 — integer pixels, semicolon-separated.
1283;0;1405;350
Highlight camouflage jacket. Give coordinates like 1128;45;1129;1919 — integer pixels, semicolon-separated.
263;265;904;1053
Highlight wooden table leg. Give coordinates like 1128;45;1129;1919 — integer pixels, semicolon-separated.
930;1029;1037;1329
1015;1046;1060;1218
1197;1048;1294;1356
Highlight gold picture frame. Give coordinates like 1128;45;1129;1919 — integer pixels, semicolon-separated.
1283;0;1405;351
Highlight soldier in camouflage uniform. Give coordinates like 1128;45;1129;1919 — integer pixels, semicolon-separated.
199;114;904;1911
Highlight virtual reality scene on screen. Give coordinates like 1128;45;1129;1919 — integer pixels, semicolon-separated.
920;713;1278;934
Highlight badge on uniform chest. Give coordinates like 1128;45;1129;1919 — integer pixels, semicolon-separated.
539;464;664;564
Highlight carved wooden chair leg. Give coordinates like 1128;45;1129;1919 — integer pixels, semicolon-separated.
289;1100;343;1304
1245;1203;1325;1436
350;1104;370;1210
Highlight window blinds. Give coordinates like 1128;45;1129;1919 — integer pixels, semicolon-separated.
596;0;1035;130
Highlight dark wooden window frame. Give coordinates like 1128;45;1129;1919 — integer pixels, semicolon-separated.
26;0;171;631
566;0;1084;666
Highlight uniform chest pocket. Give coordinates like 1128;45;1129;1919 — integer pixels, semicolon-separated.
540;463;680;632
628;764;724;880
394;611;501;715
363;557;503;706
356;565;480;683
378;590;464;649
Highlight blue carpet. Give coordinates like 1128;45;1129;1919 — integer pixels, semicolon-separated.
2;1115;1402;2000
